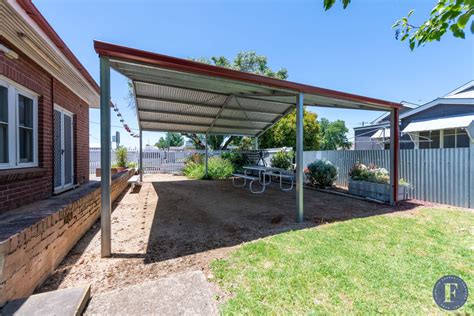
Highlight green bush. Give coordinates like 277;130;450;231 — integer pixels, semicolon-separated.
127;161;137;169
115;146;128;168
306;159;338;187
270;150;294;170
221;152;246;172
183;156;234;180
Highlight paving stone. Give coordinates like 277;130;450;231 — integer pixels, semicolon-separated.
85;271;218;315
1;285;90;316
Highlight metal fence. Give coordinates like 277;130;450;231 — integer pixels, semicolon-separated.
89;148;287;175
303;148;472;208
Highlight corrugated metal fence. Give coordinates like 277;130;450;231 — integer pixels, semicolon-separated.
303;148;472;208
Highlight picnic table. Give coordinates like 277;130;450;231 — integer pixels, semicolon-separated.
232;165;294;193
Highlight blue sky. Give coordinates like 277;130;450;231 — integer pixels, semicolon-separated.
36;0;473;148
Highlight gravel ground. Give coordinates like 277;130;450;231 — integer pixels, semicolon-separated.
37;174;423;298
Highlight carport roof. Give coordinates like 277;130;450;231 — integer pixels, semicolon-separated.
94;41;401;136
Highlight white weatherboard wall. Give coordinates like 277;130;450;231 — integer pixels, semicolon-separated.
303;148;472;208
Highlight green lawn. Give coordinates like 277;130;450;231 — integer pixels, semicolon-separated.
211;208;473;315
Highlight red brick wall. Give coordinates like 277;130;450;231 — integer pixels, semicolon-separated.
0;39;90;212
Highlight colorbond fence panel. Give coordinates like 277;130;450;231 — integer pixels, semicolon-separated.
303;148;472;208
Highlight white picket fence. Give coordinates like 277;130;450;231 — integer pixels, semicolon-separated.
89;148;287;175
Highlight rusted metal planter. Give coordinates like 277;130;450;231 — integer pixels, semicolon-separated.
348;180;409;203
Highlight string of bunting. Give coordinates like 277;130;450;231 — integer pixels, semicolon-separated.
111;103;140;138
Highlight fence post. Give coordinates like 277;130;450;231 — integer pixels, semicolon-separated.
468;121;474;208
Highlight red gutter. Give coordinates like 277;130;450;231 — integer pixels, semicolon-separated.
94;41;402;110
16;0;99;93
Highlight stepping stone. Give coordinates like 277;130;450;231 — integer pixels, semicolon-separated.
85;270;217;315
2;285;90;316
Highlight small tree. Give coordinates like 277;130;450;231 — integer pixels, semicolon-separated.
115;146;128;168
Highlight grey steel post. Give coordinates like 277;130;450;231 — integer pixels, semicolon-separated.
100;56;111;257
296;92;304;223
254;136;259;150
139;129;143;182
205;133;209;179
468;121;474;208
389;108;400;206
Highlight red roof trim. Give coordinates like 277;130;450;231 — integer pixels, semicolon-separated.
94;41;401;110
16;0;99;93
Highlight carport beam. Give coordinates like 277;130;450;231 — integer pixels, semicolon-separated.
389;108;400;206
100;56;111;258
296;92;304;223
205;132;209;179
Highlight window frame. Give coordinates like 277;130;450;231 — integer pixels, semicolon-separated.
0;76;38;170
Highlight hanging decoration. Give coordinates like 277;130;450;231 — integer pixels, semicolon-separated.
111;103;140;138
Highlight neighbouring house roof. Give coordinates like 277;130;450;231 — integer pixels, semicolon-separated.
400;81;474;119
370;128;391;139
402;114;474;133
94;41;401;137
354;81;474;133
1;0;99;106
370;101;419;125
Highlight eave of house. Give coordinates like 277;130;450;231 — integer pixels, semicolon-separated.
1;0;100;107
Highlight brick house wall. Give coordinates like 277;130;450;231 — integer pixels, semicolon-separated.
0;39;90;212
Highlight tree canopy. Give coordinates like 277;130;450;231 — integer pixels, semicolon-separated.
155;132;184;149
184;51;289;150
324;0;473;50
318;118;351;150
259;108;320;151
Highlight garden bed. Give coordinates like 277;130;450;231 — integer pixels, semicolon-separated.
348;180;409;203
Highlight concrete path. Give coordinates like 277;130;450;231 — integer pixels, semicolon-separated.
2;285;90;316
85;270;218;316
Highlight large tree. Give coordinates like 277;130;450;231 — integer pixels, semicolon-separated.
155;132;184;149
259;108;320;151
318;118;351;150
324;0;473;50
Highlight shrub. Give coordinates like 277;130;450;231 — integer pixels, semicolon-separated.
270;150;294;170
349;162;410;186
127;161;137;169
115;146;128;168
185;153;204;165
306;159;338;187
183;156;233;180
221;152;246;172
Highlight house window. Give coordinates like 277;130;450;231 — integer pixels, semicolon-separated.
443;128;469;148
0;86;7;163
0;77;38;169
18;94;34;163
455;128;469;148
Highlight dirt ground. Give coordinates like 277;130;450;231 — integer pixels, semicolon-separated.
37;174;422;297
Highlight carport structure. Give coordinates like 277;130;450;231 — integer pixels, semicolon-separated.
94;41;402;257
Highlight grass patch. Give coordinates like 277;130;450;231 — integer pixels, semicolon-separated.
211;208;474;314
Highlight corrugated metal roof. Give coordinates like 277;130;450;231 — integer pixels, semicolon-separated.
97;41;401;136
402;115;474;133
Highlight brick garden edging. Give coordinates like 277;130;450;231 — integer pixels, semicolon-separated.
0;169;134;306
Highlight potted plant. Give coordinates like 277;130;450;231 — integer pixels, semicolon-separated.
114;146;128;173
348;162;410;203
95;146;128;177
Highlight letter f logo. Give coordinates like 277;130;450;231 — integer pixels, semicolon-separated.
444;283;458;303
